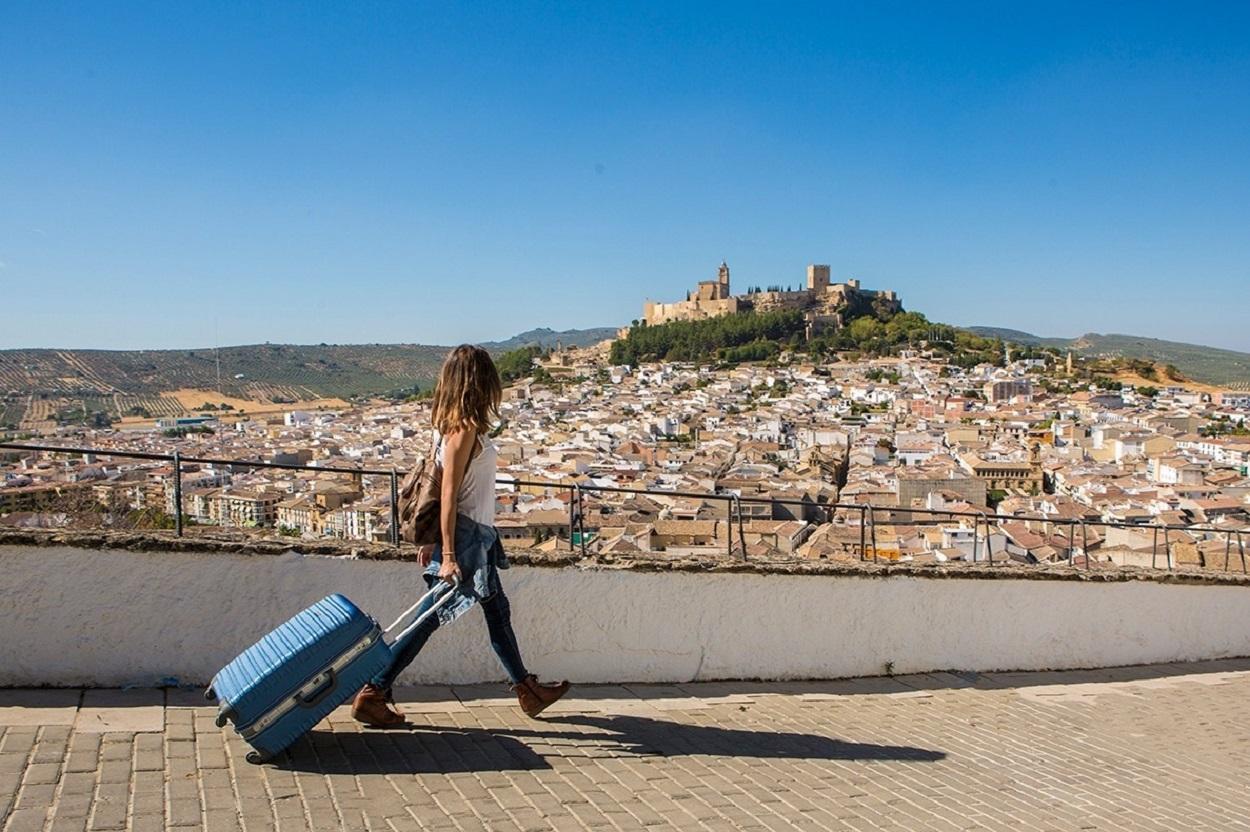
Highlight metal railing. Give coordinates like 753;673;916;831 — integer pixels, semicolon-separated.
1;441;1246;572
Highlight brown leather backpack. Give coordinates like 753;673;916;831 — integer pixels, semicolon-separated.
397;433;481;545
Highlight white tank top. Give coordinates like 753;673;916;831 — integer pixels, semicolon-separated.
434;430;497;526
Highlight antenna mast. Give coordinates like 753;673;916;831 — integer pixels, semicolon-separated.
214;317;222;396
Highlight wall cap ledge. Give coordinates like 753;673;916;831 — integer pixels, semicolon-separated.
3;528;1249;587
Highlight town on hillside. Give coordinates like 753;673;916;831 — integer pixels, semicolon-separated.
2;262;1249;569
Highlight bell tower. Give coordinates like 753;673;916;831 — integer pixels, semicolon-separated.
717;260;730;299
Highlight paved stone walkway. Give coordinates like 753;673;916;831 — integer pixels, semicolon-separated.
3;660;1250;831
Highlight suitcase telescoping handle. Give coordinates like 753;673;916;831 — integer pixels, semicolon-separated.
383;577;461;646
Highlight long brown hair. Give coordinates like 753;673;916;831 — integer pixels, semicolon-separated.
431;344;502;436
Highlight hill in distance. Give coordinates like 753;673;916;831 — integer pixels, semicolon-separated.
0;327;618;428
481;327;617;351
968;328;1250;387
5;317;1245;431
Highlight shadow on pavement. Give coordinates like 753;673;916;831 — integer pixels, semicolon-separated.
531;714;946;762
664;656;1250;698
285;726;553;773
283;713;944;773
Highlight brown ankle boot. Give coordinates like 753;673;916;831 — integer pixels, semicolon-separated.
512;674;570;718
351;684;406;728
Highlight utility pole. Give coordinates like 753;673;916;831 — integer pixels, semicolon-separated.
215;317;222;397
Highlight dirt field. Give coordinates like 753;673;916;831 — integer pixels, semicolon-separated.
168;388;351;414
1113;365;1223;395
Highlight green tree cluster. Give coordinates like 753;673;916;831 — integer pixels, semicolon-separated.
610;304;1020;370
163;425;214;438
496;346;545;382
609;310;806;364
865;368;901;384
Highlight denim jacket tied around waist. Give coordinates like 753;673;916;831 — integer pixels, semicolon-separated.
422;513;509;625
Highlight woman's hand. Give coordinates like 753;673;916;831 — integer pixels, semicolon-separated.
417;544;435;567
437;555;462;586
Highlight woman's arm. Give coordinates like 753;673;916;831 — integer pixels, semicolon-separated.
437;428;475;582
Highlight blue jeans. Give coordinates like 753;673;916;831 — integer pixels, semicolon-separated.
373;570;528;690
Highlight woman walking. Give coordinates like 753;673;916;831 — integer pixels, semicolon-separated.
352;345;570;727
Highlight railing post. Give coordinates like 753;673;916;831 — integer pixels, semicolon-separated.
1162;526;1172;570
1225;530;1232;572
1151;525;1159;570
1067;522;1075;565
568;485;575;552
1239;531;1247;574
739;500;747;560
869;506;878;564
859;505;867;562
1080;521;1089;569
573;484;587;558
172;450;183;537
730;495;746;561
389;468;400;546
972;515;980;564
981;513;993;563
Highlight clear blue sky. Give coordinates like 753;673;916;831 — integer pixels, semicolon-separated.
2;2;1248;351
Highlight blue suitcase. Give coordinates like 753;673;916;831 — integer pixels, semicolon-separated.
205;580;457;764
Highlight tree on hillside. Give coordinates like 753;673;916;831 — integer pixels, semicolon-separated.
497;346;544;382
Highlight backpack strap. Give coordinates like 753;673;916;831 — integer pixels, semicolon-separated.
431;429;482;467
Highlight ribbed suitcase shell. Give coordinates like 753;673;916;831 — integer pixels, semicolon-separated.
208;594;392;762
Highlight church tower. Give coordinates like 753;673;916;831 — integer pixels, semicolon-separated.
717;260;730;299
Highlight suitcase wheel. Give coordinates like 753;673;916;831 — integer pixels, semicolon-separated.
245;750;269;765
204;687;216;703
214;712;228;728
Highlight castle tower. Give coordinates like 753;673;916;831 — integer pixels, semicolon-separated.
806;264;831;292
717;260;730;298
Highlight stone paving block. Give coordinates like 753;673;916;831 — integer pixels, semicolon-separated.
685;680;782;699
537;684;639;713
87;781;129;830
391;687;466;714
0;730;38;756
21;760;62;785
46;802;94;832
76;690;163;734
450;684;517;708
32;725;72;756
0;689;81;728
166;688;213;708
15;781;56;810
168;795;205;827
48;815;89;832
59;771;97;798
129;817;167;832
4;807;50;832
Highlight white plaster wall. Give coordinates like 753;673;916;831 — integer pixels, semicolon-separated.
3;544;1250;687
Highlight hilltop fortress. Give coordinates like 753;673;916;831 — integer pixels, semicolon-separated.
643;262;902;332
